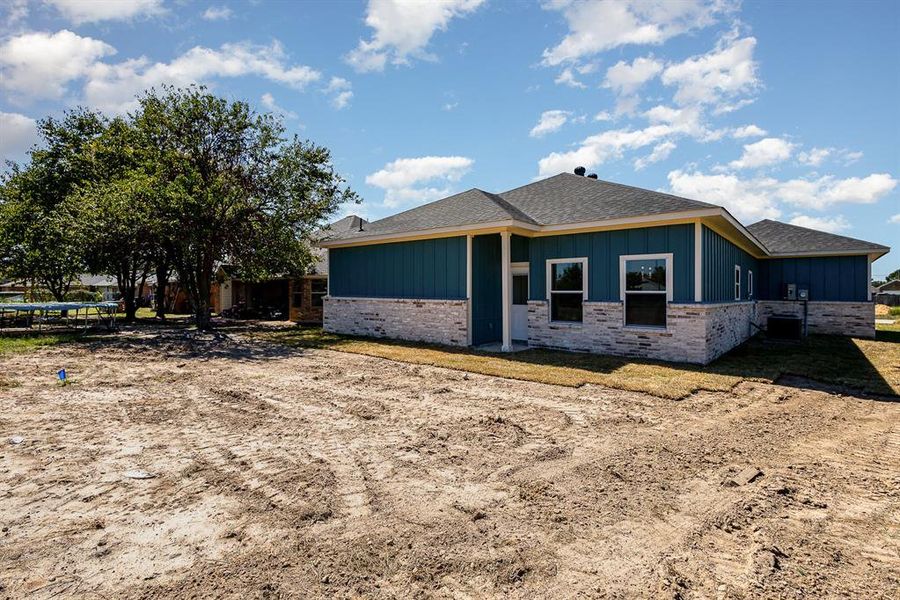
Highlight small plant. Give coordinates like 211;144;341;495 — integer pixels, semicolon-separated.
889;306;900;317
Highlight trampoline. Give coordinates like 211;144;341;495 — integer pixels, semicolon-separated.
0;301;119;332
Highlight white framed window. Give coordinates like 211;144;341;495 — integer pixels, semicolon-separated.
734;265;741;300
747;270;753;299
546;258;587;323
620;254;673;328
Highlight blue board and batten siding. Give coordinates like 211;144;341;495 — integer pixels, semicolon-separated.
528;224;696;303
471;234;502;345
329;236;466;299
702;226;758;302
758;256;868;302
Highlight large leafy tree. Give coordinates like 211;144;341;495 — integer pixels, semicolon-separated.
77;118;166;321
0;109;106;300
136;86;357;328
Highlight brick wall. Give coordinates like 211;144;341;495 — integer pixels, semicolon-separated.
528;300;756;365
756;301;874;338
290;278;325;323
324;297;468;346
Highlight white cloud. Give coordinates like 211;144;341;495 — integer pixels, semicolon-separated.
541;0;727;66
661;33;758;110
202;6;234;21
260;92;297;120
594;110;612;121
45;0;164;24
366;155;474;208
346;0;485;73
323;76;353;109
667;169;898;223
797;146;864;167
731;124;766;138
603;56;663;95
83;40;321;113
554;67;586;89
0;111;38;163
728;137;794;169
0;30;115;102
442;101;459;111
634;140;676;170
538;123;677;176
788;214;851;233
603;56;663;115
2;0;29;29
798;147;831;167
667;169;781;222
530;110;571;138
776;173;897;209
889;214;900;225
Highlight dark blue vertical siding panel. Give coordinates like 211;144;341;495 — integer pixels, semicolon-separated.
329;236;466;299
472;234;502;344
511;234;529;263
434;238;447;299
702;225;759;302
759;255;867;301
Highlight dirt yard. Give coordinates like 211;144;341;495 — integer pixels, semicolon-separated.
1;328;898;599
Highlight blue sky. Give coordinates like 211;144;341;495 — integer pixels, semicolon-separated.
1;0;898;276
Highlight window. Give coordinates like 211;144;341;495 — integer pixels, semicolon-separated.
546;259;587;322
512;274;528;305
747;270;753;298
311;278;327;307
734;265;741;301
621;254;672;328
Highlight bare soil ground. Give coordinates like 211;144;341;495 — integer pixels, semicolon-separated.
1;327;898;599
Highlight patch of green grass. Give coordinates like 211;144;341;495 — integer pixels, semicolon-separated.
889;306;900;317
0;334;80;355
263;327;899;399
877;321;900;333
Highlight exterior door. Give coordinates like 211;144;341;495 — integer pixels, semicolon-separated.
511;271;529;341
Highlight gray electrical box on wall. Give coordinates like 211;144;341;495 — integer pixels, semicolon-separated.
785;283;797;300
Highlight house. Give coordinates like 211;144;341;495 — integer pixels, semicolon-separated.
875;279;900;306
318;170;890;365
215;215;366;322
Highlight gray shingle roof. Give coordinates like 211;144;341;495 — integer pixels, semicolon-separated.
334;188;539;240
498;173;716;225
330;173;715;241
747;219;890;255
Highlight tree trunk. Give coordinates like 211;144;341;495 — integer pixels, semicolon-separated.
154;261;169;319
194;265;212;330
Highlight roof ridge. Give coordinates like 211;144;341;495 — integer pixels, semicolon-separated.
477;189;540;225
749;219;889;248
359;188;482;228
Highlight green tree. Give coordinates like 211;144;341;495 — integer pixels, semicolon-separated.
136;86;357;328
0;109;105;300
77;117;163;321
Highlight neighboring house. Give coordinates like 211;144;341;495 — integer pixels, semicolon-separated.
0;280;26;303
319;170;890;365
215;215;366;322
875;279;900;306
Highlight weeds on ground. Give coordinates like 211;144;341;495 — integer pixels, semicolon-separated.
264;327;899;399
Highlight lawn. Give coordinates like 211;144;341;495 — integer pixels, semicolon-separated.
265;327;900;399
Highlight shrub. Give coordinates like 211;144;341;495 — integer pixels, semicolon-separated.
890;306;900;317
64;289;103;303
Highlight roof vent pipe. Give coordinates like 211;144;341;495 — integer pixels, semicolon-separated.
574;166;586;176
587;173;598;179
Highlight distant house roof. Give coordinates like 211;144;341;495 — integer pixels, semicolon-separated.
320;172;889;260
877;279;900;292
77;274;118;288
746;220;890;256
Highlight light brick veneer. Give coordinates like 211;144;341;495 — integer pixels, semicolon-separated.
324;297;468;346
527;300;757;365
756;301;874;339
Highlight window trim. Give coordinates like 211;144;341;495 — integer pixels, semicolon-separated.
545;257;588;323
734;265;741;301
310;276;328;308
619;253;673;329
747;269;753;299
